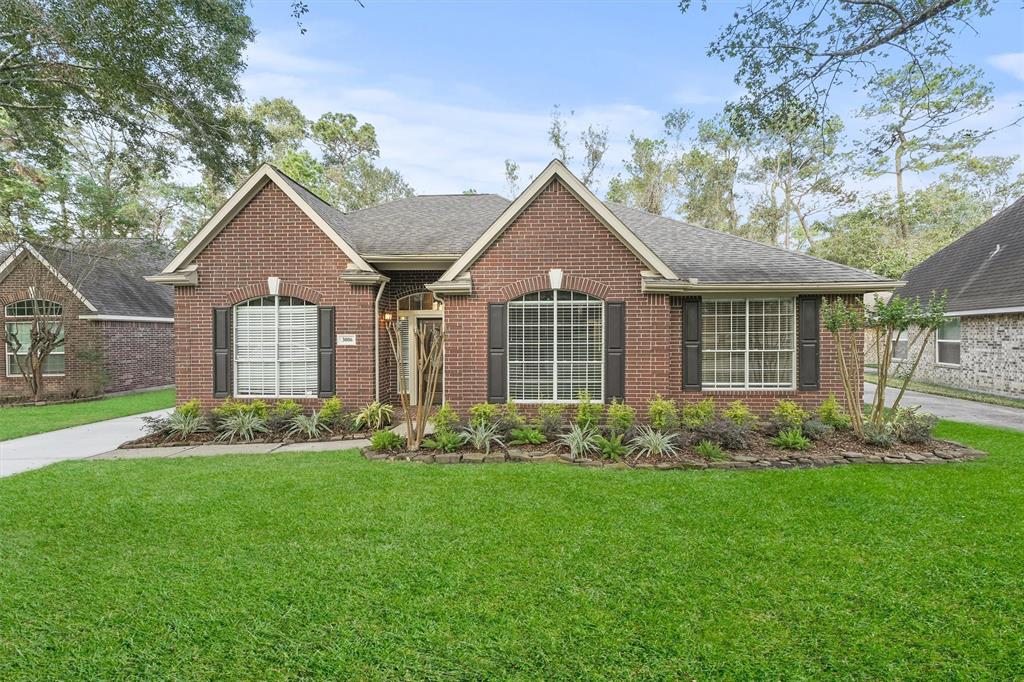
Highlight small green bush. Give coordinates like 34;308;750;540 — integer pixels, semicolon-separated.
509;426;547;446
575;390;604;429
431;403;461;433
177;399;202;418
319;397;343;427
801;419;834;441
213;398;268;420
267;399;304;434
463;421;505;454
422;429;467;452
593;433;629;461
354;401;394;431
606;399;636;434
696;417;751;450
164;410;207;441
862;421;896;447
216;410;268;442
647;394;678;430
817;394;851;430
503;401;525;428
770;428;811;451
892;407;938;444
559;425;601;459
681;398;717;429
771;400;808;428
723;400;757;427
695;439;727;461
469;402;500;426
536;403;565;438
287;411;330;440
630;425;681;459
371;429;405;452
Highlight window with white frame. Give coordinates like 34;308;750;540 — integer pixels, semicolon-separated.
891;333;908;361
508;290;603;401
4;300;65;377
701;298;796;389
936;317;961;366
233;295;318;397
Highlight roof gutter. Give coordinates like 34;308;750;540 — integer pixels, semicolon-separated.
426;276;472;295
641;278;905;295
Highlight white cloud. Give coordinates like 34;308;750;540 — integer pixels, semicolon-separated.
990;53;1024;82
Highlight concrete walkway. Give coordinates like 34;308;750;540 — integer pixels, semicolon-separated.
0;408;172;478
864;382;1024;432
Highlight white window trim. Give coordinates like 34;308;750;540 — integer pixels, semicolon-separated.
507;292;605;404
4;300;66;378
701;298;797;391
890;331;909;362
935;318;962;368
232;295;318;399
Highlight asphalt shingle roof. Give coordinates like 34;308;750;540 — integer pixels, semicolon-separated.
899;196;1024;312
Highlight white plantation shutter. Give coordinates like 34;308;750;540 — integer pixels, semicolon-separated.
234;296;318;397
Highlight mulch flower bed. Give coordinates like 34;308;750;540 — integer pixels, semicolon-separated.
120;429;372;449
362;434;986;470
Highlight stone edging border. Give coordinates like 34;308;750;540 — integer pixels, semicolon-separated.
361;439;986;470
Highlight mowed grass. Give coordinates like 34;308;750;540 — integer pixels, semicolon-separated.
0;388;174;441
1;421;1022;679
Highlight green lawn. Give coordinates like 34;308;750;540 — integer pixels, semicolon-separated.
0;388;175;441
1;421;1022;679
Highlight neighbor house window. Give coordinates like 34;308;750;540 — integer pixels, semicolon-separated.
233;295;317;397
936;317;961;366
701;298;796;389
4;300;65;377
508;290;603;401
891;333;908;361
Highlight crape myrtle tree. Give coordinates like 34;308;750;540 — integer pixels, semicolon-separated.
387;321;445;451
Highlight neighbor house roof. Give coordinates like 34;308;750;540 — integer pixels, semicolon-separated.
900;196;1024;314
1;241;174;320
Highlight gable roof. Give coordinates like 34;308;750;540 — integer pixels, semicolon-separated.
439;160;679;281
1;241;174;319
900;196;1024;314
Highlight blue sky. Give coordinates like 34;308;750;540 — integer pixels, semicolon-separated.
243;1;1024;198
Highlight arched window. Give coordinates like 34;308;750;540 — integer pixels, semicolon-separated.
508;290;603;402
234;295;317;397
4;299;65;377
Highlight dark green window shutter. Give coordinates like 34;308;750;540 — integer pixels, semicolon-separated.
797;295;820;391
683;297;702;391
213;308;230;398
487;303;507;404
317;306;336;398
604;301;625;401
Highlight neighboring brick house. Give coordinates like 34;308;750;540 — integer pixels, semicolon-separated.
0;241;175;401
150;160;896;415
891;197;1024;399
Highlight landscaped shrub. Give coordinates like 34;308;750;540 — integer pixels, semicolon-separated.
212;398;269;421
695;439;727;461
575;390;604;429
509;426;546;446
216;410;269;442
267;400;304;434
353;401;394;431
463;420;505;454
606;399;636;435
503;401;525;428
287;410;330;440
630;425;681;459
696;417;751;450
177;399;202;418
681;398;717;429
422;429;468;452
536;403;565;438
164;409;207;441
862;421;896;447
370;429;405;452
647;394;678;430
468;402;500;426
771;400;808;429
891;407;938;444
319;397;344;428
800;418;834;441
430;403;460;433
770;428;811;451
559;425;601;459
593;433;629;461
723;400;757;427
817;394;851;430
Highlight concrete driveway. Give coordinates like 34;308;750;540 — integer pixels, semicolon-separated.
0;408;171;478
864;383;1024;432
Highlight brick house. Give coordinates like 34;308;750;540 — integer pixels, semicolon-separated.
1;241;174;401
891;197;1024;399
151;160;897;415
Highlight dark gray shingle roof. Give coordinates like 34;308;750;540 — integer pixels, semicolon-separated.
900;196;1024;312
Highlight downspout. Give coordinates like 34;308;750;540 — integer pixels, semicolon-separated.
374;277;389;402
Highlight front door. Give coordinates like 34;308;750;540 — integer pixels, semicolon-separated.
416;317;443;405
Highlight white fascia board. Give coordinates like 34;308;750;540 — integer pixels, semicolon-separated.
79;314;175;323
162;164;374;275
438;159;678;283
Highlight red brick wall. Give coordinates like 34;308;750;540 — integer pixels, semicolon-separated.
99;320;175;393
442;178;858;416
0;256;104;401
173;181;378;409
